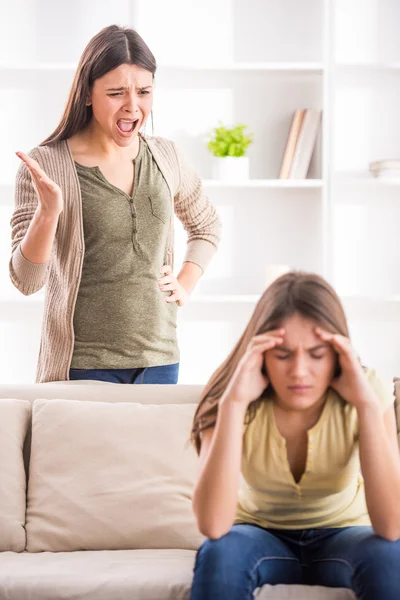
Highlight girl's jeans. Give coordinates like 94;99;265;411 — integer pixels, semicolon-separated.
190;523;400;600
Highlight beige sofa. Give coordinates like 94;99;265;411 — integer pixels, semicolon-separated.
1;381;399;600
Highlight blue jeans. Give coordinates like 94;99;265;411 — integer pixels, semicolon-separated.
69;363;179;384
190;524;400;600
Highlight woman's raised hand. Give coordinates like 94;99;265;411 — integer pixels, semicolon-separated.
222;329;285;409
16;152;63;216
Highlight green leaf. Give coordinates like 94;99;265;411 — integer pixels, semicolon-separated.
207;123;254;157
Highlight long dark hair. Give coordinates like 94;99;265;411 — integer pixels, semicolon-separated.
41;25;156;145
191;271;350;453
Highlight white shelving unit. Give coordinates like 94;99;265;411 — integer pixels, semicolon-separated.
202;180;323;189
0;0;399;385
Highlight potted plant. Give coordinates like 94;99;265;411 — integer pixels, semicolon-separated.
207;123;253;181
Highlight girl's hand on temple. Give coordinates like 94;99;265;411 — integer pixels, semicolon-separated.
221;330;285;410
315;327;379;410
159;265;189;306
16;152;63;217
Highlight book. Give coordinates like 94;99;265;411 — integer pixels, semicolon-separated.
279;109;306;179
370;159;400;171
370;169;400;179
370;159;400;179
289;109;322;179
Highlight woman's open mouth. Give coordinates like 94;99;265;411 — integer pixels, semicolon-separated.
116;119;139;135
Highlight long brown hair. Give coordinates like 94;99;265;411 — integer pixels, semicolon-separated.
191;271;350;453
41;25;156;145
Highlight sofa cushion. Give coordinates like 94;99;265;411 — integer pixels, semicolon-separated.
0;549;195;600
26;399;203;552
0;399;31;552
0;550;355;600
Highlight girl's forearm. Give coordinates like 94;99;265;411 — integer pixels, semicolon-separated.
192;399;246;539
358;402;400;540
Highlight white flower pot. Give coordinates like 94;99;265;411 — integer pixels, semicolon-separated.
212;156;250;182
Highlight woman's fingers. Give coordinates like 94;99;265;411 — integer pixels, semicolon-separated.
245;331;285;363
160;283;176;292
248;329;285;347
315;327;351;356
160;265;172;277
260;329;285;337
16;151;49;183
159;275;173;286
247;335;284;356
165;292;179;303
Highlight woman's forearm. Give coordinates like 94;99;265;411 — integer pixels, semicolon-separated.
192;399;246;539
177;261;203;294
21;207;60;264
358;402;400;540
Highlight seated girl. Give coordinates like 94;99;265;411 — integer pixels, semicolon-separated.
190;271;400;600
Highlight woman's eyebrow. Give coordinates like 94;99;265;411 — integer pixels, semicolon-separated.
106;86;129;91
307;343;328;352
106;85;153;91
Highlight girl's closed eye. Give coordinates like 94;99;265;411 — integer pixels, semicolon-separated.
274;352;291;360
273;351;327;360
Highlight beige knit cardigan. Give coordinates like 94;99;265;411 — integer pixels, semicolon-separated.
9;136;221;383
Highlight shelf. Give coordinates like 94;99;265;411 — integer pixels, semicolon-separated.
188;294;400;306
0;62;324;74
334;172;400;186
202;179;323;189
341;296;400;318
0;296;44;305
342;295;400;304
0;63;77;72
2;294;400;310
190;294;261;304
159;62;324;73
335;62;400;71
0;298;44;320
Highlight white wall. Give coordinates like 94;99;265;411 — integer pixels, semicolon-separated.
0;0;398;387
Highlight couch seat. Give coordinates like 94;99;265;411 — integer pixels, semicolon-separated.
0;549;355;599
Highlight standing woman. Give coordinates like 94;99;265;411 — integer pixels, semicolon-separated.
10;25;221;384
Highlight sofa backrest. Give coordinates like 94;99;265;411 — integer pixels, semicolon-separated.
0;382;202;405
1;380;399;471
0;383;203;474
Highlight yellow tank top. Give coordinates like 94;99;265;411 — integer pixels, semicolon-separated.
235;369;394;530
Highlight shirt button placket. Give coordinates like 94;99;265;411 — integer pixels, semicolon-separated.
129;198;137;233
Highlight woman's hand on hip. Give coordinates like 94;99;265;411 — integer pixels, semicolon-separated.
315;327;379;410
159;265;189;306
16;151;63;217
221;330;285;410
